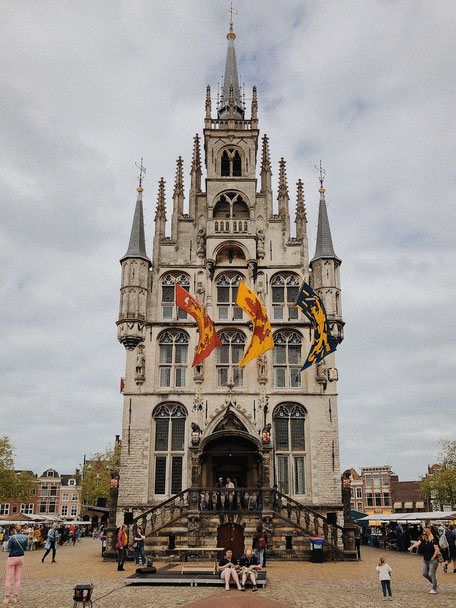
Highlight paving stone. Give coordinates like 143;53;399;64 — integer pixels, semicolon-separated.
1;539;455;607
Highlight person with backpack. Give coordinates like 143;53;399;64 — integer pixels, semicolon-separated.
252;524;266;567
3;525;29;604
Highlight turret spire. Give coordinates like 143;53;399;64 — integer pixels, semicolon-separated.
295;179;307;240
120;164;150;265
218;19;244;119
312;165;341;262
278;158;290;209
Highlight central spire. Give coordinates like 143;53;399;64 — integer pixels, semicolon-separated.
218;21;244;119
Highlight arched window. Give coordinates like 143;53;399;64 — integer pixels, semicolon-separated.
213;192;249;233
273;332;302;388
274;404;307;495
216;331;245;387
271;274;301;321
159;332;188;388
161;274;190;320
216;274;243;321
153;404;187;495
219;148;242;177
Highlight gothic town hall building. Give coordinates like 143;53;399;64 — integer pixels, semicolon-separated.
115;23;346;559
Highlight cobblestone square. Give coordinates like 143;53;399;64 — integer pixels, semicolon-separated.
2;538;456;607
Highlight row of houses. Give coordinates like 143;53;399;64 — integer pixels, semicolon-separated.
349;465;432;515
0;468;82;520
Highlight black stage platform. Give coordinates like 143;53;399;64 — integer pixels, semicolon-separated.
125;568;267;588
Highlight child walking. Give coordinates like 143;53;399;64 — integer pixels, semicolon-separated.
376;555;393;600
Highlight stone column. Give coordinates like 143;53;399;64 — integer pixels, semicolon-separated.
103;472;119;561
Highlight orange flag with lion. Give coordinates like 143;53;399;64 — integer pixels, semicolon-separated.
236;281;274;367
176;285;222;367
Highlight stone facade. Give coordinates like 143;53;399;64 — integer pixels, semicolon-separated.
115;25;345;534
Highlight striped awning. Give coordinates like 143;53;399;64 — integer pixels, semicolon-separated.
415;502;425;509
393;502;403;509
404;502;414;509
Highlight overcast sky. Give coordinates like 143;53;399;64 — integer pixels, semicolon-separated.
1;0;455;481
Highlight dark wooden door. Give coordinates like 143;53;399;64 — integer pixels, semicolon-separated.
217;523;244;560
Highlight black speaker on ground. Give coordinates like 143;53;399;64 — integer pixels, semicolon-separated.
136;566;157;575
326;512;337;525
124;511;133;525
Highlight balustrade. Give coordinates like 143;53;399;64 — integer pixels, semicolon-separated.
214;219;249;234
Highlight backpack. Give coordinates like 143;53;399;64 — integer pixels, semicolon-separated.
439;533;449;550
258;535;266;549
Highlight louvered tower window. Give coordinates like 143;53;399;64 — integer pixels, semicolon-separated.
159;332;188;389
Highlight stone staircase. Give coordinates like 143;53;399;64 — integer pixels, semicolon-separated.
131;487;346;561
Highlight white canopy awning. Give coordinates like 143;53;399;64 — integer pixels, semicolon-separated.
358;511;456;523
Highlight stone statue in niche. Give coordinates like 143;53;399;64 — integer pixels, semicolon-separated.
196;228;206;256
257;228;265;258
196;281;205;305
135;344;145;376
316;360;327;388
257;354;267;379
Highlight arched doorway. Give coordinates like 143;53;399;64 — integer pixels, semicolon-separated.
217;522;244;559
200;418;262;488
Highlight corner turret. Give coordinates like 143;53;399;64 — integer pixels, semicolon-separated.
117;168;150;350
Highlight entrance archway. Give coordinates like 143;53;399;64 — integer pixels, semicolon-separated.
217;522;244;559
200;427;262;488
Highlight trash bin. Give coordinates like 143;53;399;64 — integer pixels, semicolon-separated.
310;537;325;563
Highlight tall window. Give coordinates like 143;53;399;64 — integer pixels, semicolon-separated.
0;504;10;516
61;505;68;516
70;505;78;517
273;332;302;388
159;332;188;388
274;405;307;496
40;486;48;497
271;274;301;321
153;404;187;496
216;274;243;321
220;149;242;177
20;503;34;515
161;274;189;320
216;332;245;388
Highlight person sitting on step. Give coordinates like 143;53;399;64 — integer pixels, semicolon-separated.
218;548;242;591
239;548;262;591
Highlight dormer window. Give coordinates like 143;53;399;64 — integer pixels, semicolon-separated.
68;479;76;486
220;149;242;177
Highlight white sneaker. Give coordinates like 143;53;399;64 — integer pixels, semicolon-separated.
225;584;230;591
382;596;387;600
428;589;437;594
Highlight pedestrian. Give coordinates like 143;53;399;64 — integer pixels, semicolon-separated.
3;525;29;604
408;527;440;594
395;522;405;552
376;555;392;601
100;528;107;556
443;524;456;573
252;525;266;567
115;524;128;571
42;524;59;563
354;520;362;560
133;525;146;566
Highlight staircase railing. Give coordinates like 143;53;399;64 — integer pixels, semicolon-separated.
132;488;190;537
274;489;344;559
198;487;263;512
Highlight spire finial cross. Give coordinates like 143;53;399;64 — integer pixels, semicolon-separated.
135;158;146;189
315;160;326;189
227;3;238;32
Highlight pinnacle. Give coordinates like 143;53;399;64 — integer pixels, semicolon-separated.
261;135;271;173
173;156;184;198
296;179;307;221
191;134;201;173
155;177;166;221
278;158;289;199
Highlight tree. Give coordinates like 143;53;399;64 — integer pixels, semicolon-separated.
0;436;36;502
420;440;456;509
79;443;120;506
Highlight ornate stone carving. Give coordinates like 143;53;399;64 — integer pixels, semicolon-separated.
135;344;145;385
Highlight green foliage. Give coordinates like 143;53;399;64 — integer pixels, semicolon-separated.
420;440;456;509
0;436;36;502
79;443;120;506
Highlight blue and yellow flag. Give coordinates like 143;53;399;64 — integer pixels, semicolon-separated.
295;282;336;370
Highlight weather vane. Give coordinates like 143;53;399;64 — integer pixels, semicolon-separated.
135;158;146;188
315;160;326;188
227;3;238;26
